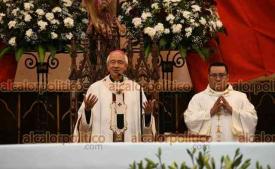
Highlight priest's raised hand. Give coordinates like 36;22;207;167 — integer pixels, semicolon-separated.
84;93;98;112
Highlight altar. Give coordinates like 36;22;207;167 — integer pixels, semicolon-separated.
0;143;274;168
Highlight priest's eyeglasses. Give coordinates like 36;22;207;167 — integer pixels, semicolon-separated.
209;73;227;78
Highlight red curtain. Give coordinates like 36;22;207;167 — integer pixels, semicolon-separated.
187;0;275;92
0;43;17;90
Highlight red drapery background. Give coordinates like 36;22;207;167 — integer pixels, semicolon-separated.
0;43;17;88
187;0;275;91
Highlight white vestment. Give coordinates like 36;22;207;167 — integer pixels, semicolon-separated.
73;75;156;142
184;85;257;141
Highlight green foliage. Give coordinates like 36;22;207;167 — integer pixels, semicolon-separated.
129;147;270;169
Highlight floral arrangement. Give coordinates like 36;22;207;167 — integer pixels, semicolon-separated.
119;0;225;59
0;0;88;62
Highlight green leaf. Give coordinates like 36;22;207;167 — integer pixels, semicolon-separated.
179;46;187;59
232;154;242;167
240;159;250;169
211;158;216;169
47;45;56;58
15;47;24;62
192;46;211;60
37;45;46;62
144;44;151;58
233;148;240;160
0;46;12;60
159;38;167;49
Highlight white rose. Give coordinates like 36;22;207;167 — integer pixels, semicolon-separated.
216;20;223;28
8;37;16;46
186;32;192;37
46;13;54;21
185;27;193;37
51;19;60;25
154;23;164;34
52;7;62;13
25;29;33;37
36;9;45;16
121;2;128;10
199;17;206;25
125;7;132;14
166;14;175;23
64;17;74;28
24;2;34;11
65;32;73;40
191;5;201;12
8;20;16;29
144;27;156;39
182;11;191;19
82;18;89;24
151;3;159;9
37;20;48;30
0;13;6;23
51;32;58;39
141;12;152;21
62;0;72;7
164;28;170;34
132;17;142;28
24;14;32;22
172;24;182;33
11;8;19;16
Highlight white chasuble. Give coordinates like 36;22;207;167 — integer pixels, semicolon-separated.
184;85;257;142
73;75;156;142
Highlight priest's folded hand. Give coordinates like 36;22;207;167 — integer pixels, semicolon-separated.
84;93;98;111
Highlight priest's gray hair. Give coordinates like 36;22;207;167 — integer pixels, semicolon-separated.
106;50;128;64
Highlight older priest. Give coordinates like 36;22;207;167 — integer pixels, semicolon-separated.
73;50;156;142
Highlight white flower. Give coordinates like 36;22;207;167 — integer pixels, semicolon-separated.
65;32;73;40
24;2;34;11
121;2;129;10
199;17;206;25
166;14;175;23
52;7;62;13
216;20;223;28
25;29;33;37
11;8;19;16
82;18;89;24
151;3;159;10
164;28;170;34
125;7;132;15
51;32;58;39
64;17;74;28
37;20;48;30
185;27;193;37
191;5;201;12
24;14;32;22
0;13;6;23
36;9;45;16
141;12;152;21
51;19;60;25
154;23;164;34
182;11;191;19
171;24;182;33
132;17;142;28
62;0;72;7
46;13;55;21
8;20;16;29
8;37;16;46
144;27;156;39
